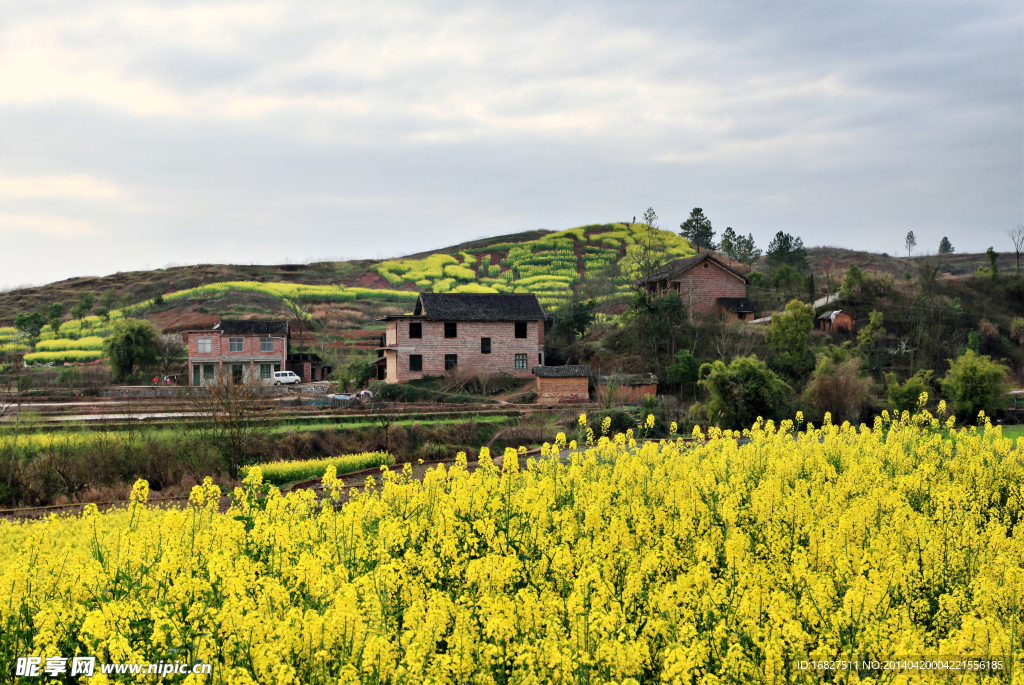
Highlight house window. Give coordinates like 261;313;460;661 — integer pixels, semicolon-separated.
737;312;747;320
260;337;274;352
197;337;212;353
260;363;272;378
515;353;527;370
445;354;458;371
514;322;527;338
444;322;457;338
481;337;491;354
274;363;281;372
202;364;215;380
229;337;243;352
409;322;422;338
410;354;422;371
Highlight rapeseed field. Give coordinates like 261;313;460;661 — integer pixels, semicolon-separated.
1;406;1021;683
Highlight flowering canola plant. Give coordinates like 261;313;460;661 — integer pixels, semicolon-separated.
1;408;1022;684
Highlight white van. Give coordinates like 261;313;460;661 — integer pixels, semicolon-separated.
273;371;301;385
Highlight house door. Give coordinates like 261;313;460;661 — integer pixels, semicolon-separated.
192;365;200;386
377;361;385;380
232;364;244;384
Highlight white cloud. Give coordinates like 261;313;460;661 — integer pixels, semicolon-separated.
0;213;99;236
0;174;126;201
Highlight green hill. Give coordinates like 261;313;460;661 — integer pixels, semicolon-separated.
0;222;695;362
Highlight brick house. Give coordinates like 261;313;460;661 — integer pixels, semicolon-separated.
376;293;547;383
816;310;855;334
643;254;757;322
533;365;591;404
185;320;289;386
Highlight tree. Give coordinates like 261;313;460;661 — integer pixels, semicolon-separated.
765;232;808;273
734;233;761;265
986;247;998;280
47;303;65;331
841;263;864;296
699;355;794;429
938;236;954;254
802;356;876;425
70;292;94;321
885;370;935;414
186;373;269;478
622;208;667;294
1009;225;1023;274
98;288;120;314
905;231;916;257
104;318;159;382
281;298;313;352
718;227;737;259
666;349;700;399
940;349;1007;422
679;208;716;253
552;299;595;342
154;333;186;376
14;311;46;339
767;299;815;378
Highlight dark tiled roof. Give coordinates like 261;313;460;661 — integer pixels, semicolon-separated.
594;373;659;386
415;293;546;321
717;297;758;313
644;254;748;283
216;319;289;336
532;365;591;378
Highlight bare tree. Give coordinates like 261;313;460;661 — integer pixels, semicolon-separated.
622;207;667;295
186;372;270;478
1009;225;1024;274
154;333;186;376
281;297;314;352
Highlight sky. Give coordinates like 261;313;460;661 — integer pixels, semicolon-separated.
0;0;1021;289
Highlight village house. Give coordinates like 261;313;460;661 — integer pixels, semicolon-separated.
643;254;757;322
533;365;591;404
376;293;547;383
816;310;855;334
185;320;289;386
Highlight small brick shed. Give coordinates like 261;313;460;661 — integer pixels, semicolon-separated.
532;365;591;405
594;373;658;404
816;310;855;333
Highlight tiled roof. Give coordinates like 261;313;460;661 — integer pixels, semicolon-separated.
216;319;289;336
532;365;591;378
644;254;748;283
594;373;659;386
717;297;758;313
415;293;546;321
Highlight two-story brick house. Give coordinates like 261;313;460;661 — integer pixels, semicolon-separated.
185;320;289;386
376;293;547;383
643;254;757;322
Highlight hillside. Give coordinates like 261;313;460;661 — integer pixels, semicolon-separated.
0;223;698;362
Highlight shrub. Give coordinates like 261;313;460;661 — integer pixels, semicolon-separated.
885;369;935;414
1010;317;1024;345
104;318;159;382
699;355;794;429
801;356;876;425
941;350;1008;422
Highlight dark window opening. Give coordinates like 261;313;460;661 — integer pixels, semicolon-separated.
410;354;422;371
409;322;422;338
274;363;281;372
445;354;458;370
481;337;491;354
515;353;527;370
514;322;527;338
737;312;747;320
444;322;457;338
377;362;386;380
231;364;243;384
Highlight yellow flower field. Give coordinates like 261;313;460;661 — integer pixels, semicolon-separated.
1;409;1022;684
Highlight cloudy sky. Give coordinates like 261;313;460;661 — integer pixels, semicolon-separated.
0;0;1020;288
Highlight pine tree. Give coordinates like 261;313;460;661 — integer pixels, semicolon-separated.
679;208;716;252
938;236;954;254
